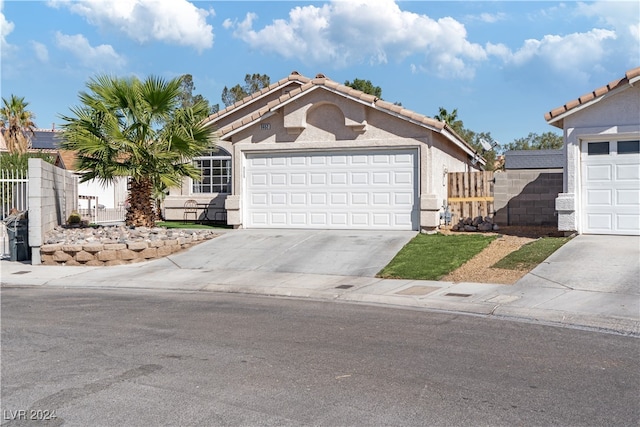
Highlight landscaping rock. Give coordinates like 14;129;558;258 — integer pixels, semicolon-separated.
40;225;220;266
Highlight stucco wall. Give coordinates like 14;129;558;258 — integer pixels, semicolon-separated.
28;158;78;264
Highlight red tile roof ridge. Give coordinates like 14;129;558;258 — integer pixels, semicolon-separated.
545;66;640;122
211;71;477;155
203;71;309;124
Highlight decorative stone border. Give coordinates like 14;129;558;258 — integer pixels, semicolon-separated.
40;227;219;266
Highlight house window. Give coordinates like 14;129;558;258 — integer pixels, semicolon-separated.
618;140;640;154
587;142;609;155
192;149;231;194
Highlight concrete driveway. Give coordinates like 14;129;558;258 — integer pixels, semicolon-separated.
515;234;640;293
168;229;417;277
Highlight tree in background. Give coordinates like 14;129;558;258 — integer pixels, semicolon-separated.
434;107;464;135
0;95;37;155
221;73;271;107
59;74;217;227
435;106;498;171
502;132;563;151
344;78;382;98
179;74;219;117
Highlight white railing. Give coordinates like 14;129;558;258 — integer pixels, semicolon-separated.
1;169;28;219
78;206;127;225
1;169;29;258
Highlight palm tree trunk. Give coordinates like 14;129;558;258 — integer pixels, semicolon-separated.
125;178;156;227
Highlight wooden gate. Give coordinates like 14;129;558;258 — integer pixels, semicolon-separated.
447;171;494;222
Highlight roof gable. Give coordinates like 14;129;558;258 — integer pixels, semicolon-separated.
205;71;478;160
545;67;640;128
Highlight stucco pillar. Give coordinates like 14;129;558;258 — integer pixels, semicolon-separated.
420;194;440;231
555;193;576;234
224;195;242;228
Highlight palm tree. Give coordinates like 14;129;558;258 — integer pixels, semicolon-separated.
59;74;216;227
0;95;37;155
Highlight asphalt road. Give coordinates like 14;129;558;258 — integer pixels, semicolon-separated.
1;287;638;427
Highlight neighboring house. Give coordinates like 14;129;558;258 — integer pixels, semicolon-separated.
545;67;640;236
56;149;128;211
164;71;483;231
0;127;59;156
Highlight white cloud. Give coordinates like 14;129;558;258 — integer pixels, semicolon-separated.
31;41;49;62
487;28;618;84
54;32;126;70
488;28;617;75
226;0;487;78
49;0;214;52
574;1;640;64
1;0;16;58
467;12;507;24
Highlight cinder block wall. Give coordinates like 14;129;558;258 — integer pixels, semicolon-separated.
493;169;563;226
28;159;78;264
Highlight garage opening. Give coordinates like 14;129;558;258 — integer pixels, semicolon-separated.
244;149;419;230
581;139;640;235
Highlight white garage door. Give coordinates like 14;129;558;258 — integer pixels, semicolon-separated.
581;140;640;235
245;149;419;230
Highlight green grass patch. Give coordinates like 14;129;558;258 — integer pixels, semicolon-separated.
377;233;497;280
492;236;572;271
156;221;231;230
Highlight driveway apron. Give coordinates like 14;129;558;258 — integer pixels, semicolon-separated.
167;229;417;277
515;234;640;294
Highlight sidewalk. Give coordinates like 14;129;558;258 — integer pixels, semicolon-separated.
2;246;638;336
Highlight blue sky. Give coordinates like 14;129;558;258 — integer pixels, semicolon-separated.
1;0;639;147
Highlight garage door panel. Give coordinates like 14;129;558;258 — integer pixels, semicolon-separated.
373;213;391;226
331;172;348;185
617;189;640;206
331;193;348;205
245;150;418;230
618;215;640;232
586;189;612;206
586;164;612;181
617;164;640;180
251;173;268;186
310;212;328;226
372;172;390;184
586;213;612;230
310;193;327;204
310;174;326;185
395;171;413;185
290;173;306;185
270;193;287;205
351;172;368;185
291;213;306;225
331;213;348;225
251;193;268;205
372;193;390;205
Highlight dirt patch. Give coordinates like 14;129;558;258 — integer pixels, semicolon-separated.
439;226;563;285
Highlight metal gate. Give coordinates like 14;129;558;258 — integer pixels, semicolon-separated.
1;169;29;258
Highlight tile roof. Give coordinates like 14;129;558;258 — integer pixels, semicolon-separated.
204;71;476;158
545;67;640;126
56;149;78;170
203;71;309;123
